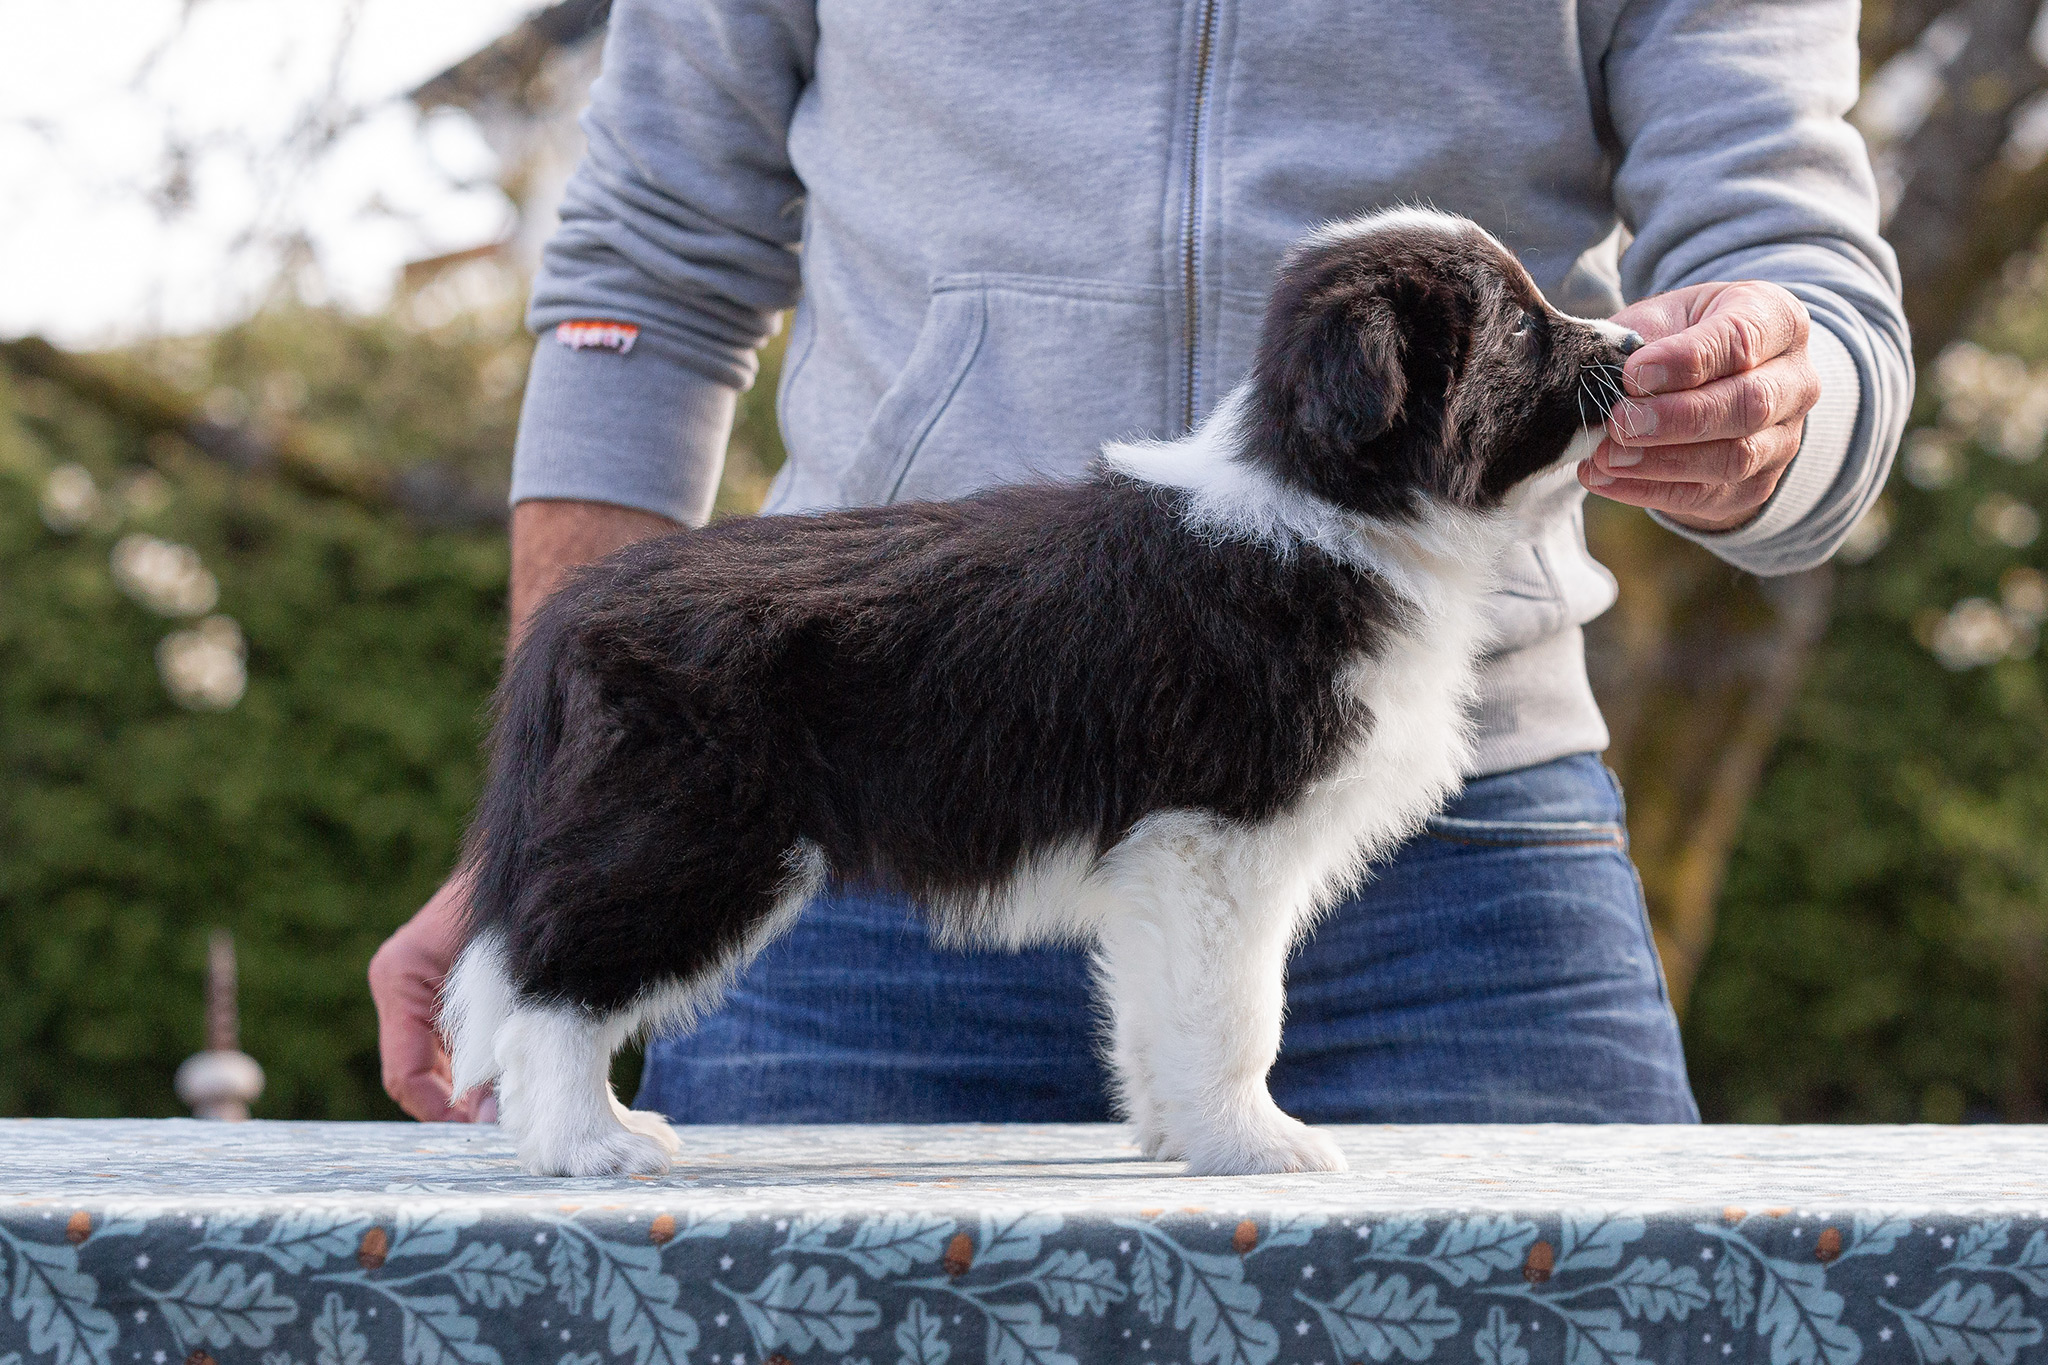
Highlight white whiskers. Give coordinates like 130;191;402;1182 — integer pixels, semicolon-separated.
1581;362;1652;445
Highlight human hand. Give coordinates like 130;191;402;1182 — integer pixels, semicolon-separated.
1580;281;1820;532
368;869;495;1122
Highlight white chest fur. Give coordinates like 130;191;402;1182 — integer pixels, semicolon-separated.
1095;384;1514;921
1278;554;1496;917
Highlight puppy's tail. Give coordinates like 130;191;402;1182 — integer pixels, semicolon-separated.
444;590;592;1093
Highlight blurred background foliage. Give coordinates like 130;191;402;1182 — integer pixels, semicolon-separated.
6;0;2048;1122
0;295;785;1118
1;305;513;1118
1686;267;2048;1125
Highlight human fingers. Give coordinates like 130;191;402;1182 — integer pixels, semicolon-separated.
1621;281;1809;395
1604;286;1701;349
1606;353;1819;448
1589;421;1804;487
1578;467;1769;529
1579;428;1797;531
370;944;458;1121
369;876;472;1122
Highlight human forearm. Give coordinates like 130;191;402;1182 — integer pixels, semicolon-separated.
508;0;814;537
510;498;682;645
1597;0;1911;569
509;338;743;527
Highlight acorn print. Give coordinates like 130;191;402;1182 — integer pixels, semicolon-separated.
943;1231;975;1277
1723;1207;1748;1225
1233;1220;1259;1254
1523;1239;1555;1284
65;1211;91;1245
649;1213;677;1246
766;1356;793;1365
185;1353;217;1365
1815;1227;1843;1263
358;1226;389;1270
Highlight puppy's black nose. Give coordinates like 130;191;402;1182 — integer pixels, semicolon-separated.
1619;330;1644;356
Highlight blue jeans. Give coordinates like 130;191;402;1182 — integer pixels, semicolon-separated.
636;753;1698;1123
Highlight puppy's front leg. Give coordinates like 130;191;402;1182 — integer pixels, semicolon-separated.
1105;820;1347;1177
1094;924;1180;1161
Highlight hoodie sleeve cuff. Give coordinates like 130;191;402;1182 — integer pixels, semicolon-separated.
509;325;740;527
1649;321;1860;558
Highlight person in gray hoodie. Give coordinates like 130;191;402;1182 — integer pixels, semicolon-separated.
371;0;1908;1129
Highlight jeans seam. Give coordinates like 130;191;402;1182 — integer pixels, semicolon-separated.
1422;831;1626;848
1601;761;1632;849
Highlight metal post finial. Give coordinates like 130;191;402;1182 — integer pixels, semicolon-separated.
175;928;265;1121
206;928;237;1053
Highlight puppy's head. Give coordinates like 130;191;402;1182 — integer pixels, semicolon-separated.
1244;208;1637;520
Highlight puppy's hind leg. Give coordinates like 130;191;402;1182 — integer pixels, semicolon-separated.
442;928;516;1107
454;585;821;1175
442;930;678;1176
479;837;826;1176
495;1004;679;1177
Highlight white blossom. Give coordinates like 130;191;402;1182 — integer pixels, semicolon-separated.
111;533;218;617
2002;565;2048;625
1973;493;2041;548
1838;499;1892;563
1935;341;2048;461
1932;597;2017;670
117;469;172;519
156;614;246;711
40;463;102;532
1902;430;1963;490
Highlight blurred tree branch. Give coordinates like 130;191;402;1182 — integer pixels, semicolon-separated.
1889;0;2048;359
1862;0;1961;69
0;336;504;528
1588;516;1834;1011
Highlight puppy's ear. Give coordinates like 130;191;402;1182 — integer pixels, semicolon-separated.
1247;282;1409;511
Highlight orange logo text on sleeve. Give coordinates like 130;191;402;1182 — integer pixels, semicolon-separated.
556;320;640;354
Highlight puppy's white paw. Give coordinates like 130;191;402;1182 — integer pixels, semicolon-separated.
518;1097;678;1178
521;1124;676;1178
614;1104;683;1160
1181;1114;1348;1177
1132;1121;1184;1163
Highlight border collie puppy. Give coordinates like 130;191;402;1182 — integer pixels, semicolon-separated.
443;208;1638;1178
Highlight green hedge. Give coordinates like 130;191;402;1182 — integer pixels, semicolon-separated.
1687;445;2048;1122
0;383;504;1118
0;302;789;1119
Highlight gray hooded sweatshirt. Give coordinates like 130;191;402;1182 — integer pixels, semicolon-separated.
511;0;1911;777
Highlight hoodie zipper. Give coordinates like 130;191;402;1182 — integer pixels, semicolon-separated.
1181;0;1220;432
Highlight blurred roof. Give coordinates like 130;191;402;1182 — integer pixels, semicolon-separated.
409;0;610;113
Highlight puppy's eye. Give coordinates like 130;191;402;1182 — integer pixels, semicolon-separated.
1511;309;1542;338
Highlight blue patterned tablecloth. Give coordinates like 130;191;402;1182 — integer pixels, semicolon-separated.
3;1120;2046;1365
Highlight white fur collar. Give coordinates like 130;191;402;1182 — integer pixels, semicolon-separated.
1100;384;1514;621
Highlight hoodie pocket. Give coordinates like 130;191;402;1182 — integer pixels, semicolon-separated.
839;273;1172;506
1481;467;1618;653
